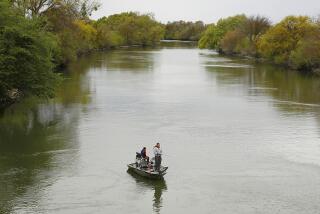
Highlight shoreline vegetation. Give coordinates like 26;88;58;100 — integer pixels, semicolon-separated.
0;0;319;109
198;15;320;75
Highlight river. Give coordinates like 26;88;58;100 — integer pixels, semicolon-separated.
1;42;320;214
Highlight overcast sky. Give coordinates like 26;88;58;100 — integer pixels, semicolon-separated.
92;0;320;24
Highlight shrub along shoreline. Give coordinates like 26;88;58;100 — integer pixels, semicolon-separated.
1;0;319;109
199;15;320;75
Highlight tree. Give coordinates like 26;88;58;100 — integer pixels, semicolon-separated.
220;29;247;54
289;26;320;71
11;0;100;17
43;1;100;64
10;0;59;16
0;0;61;103
164;21;206;41
242;16;271;43
95;12;164;48
74;19;97;52
198;15;247;49
258;16;316;64
198;24;216;49
43;5;80;63
219;15;270;55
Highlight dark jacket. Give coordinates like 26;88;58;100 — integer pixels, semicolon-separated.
141;148;147;158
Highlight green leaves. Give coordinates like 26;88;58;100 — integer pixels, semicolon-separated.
289;27;320;70
164;21;206;41
0;0;61;103
95;12;165;48
198;15;246;49
258;16;316;64
199;14;320;73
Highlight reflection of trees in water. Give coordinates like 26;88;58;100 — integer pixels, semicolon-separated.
252;64;320;105
127;170;167;214
160;40;197;49
203;55;320;114
68;47;159;73
68;44;196;76
0;100;81;213
102;48;157;72
0;60;92;213
57;58;92;105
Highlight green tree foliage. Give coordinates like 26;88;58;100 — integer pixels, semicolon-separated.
95;23;123;49
200;14;320;73
11;0;100;17
242;16;271;43
257;16;315;64
164;21;206;41
44;5;80;64
0;0;61;103
220;15;271;55
220;29;247;54
43;1;99;64
198;24;216;49
95;12;165;48
199;15;246;49
289;26;320;71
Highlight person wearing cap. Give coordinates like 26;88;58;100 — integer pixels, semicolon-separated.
153;143;162;172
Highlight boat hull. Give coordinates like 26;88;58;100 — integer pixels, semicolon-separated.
127;163;168;180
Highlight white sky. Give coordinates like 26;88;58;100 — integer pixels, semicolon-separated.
92;0;320;24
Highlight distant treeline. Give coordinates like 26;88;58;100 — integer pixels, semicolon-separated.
199;15;320;74
164;21;206;41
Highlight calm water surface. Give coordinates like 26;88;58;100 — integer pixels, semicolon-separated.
1;42;320;213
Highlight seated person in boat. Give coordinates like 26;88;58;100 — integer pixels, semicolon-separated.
140;147;149;163
153;143;162;172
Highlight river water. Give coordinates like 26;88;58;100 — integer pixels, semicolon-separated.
1;42;320;214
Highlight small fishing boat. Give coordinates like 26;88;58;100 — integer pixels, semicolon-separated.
127;163;168;179
127;153;168;180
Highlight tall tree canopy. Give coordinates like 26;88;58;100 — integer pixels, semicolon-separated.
95;12;165;48
219;15;271;55
199;14;246;49
0;0;61;104
258;16;316;64
11;0;100;17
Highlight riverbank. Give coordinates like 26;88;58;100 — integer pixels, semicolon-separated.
199;15;320;74
217;51;320;76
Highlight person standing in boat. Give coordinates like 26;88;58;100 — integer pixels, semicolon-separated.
153;143;162;172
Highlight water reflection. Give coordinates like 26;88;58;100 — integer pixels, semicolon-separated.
201;52;320;114
0;98;82;213
127;170;167;214
0;58;92;212
101;48;158;72
160;40;198;49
